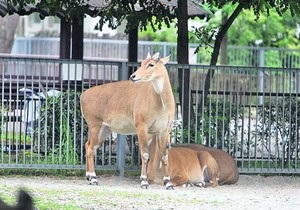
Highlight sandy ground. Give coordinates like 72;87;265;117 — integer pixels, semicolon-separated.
0;174;299;210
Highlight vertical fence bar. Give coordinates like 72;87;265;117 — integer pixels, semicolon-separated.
274;68;279;171
116;62;128;177
267;68;272;171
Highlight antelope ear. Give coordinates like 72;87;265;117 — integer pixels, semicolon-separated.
146;51;151;59
160;54;171;65
152;52;160;60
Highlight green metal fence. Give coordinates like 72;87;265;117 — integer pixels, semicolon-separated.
1;56;299;174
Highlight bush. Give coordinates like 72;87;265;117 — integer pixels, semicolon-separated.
39;90;87;165
173;98;242;150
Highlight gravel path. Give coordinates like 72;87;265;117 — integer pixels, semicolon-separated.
0;174;299;209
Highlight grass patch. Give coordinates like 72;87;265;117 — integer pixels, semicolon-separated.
0;174;213;209
0;168;126;179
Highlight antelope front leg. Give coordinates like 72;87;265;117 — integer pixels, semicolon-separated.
137;129;150;189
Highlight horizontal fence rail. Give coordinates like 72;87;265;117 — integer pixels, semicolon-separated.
1;56;300;175
11;37;300;67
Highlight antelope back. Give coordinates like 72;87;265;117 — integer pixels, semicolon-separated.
172;144;239;185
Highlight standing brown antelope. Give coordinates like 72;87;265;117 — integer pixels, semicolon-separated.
80;52;175;189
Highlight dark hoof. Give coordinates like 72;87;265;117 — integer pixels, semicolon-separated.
166;185;174;190
165;181;174;190
163;177;173;190
140;179;149;189
140;184;149;189
89;180;99;185
88;176;99;185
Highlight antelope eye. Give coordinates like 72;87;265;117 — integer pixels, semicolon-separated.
148;63;154;68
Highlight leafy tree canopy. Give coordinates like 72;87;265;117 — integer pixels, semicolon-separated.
228;9;300;48
96;0;174;33
9;0;175;33
9;0;300;48
7;0;88;21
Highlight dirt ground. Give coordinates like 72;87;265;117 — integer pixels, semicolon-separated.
0;174;299;210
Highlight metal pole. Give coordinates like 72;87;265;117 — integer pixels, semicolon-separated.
116;62;128;177
116;134;126;177
258;48;265;105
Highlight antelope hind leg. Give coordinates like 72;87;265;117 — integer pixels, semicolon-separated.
86;125;112;185
158;134;173;190
195;165;218;188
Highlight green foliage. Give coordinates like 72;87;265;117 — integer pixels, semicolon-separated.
0;168;85;177
228;9;300;48
97;0;174;33
8;0;88;21
46;114;79;165
175;98;241;149
190;0;300;67
139;21;177;42
0;132;31;144
198;98;242;149
39;90;87;165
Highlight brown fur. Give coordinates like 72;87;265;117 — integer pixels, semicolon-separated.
147;138;219;187
172;144;239;185
81;53;175;188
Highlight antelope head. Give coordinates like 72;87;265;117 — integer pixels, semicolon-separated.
130;52;171;84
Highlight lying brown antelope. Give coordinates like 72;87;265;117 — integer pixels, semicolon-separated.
147;137;220;187
80;52;175;189
172;144;239;185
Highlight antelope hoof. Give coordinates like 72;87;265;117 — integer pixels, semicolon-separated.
166;184;174;190
163;176;174;190
140;179;149;189
87;176;99;185
196;182;205;187
182;183;193;188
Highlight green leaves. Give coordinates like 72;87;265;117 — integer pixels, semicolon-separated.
97;0;174;34
7;0;88;22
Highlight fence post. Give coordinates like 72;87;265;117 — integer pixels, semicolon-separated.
116;134;126;177
258;48;265;105
116;62;128;177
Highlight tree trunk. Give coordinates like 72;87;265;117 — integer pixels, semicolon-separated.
220;13;228;65
0;14;19;53
177;0;192;128
128;27;138;78
71;17;84;60
199;3;244;146
200;3;244;107
60;18;71;59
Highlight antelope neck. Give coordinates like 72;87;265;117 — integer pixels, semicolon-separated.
152;77;172;108
152;78;164;94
